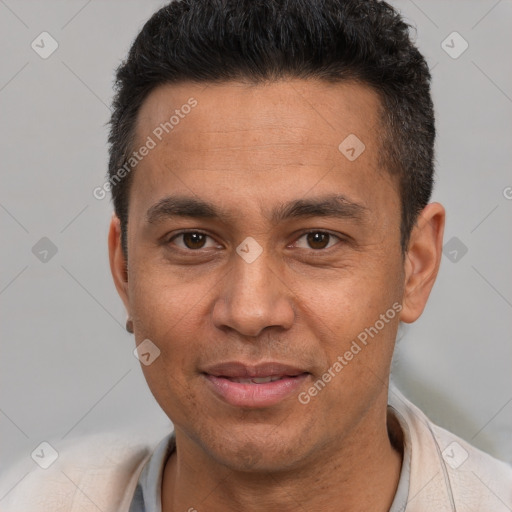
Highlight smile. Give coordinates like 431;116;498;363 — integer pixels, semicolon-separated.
201;361;310;408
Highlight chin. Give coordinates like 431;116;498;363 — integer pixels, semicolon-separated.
196;421;314;473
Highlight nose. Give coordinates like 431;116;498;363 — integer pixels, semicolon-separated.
212;244;295;338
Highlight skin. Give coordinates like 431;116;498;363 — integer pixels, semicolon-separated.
108;79;445;511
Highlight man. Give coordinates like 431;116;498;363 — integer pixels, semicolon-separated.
2;0;511;511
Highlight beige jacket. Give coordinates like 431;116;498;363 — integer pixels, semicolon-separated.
1;387;511;511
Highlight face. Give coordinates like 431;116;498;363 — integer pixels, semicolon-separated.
109;79;432;472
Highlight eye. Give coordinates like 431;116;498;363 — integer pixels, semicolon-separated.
168;231;220;250
293;231;341;250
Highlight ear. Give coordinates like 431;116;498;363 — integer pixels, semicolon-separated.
400;202;445;323
108;213;131;315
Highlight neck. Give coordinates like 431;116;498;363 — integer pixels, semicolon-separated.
162;395;403;512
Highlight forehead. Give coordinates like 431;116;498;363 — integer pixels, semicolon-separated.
129;79;396;225
134;79;382;157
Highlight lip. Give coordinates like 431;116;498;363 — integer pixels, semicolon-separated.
202;361;307;378
201;361;310;408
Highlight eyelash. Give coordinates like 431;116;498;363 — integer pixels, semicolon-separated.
166;230;344;252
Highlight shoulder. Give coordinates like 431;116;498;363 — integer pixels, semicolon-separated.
430;420;512;510
0;428;169;512
389;386;512;511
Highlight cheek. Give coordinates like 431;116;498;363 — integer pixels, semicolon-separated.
130;268;205;423
127;266;207;406
129;261;203;337
301;261;398;327
304;286;401;416
299;261;402;384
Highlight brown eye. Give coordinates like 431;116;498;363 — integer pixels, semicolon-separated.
182;232;207;249
293;231;341;251
306;232;330;249
169;232;218;250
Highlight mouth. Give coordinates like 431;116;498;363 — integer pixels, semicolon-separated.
201;361;310;408
222;375;292;384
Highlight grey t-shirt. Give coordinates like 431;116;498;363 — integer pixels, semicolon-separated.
128;405;411;512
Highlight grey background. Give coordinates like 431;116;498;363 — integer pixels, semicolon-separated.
1;0;511;496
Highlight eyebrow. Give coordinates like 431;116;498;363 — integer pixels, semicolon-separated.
145;194;368;225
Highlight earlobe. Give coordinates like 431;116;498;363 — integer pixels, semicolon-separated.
108;213;131;314
400;202;445;324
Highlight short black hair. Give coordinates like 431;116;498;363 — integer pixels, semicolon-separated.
108;0;435;259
